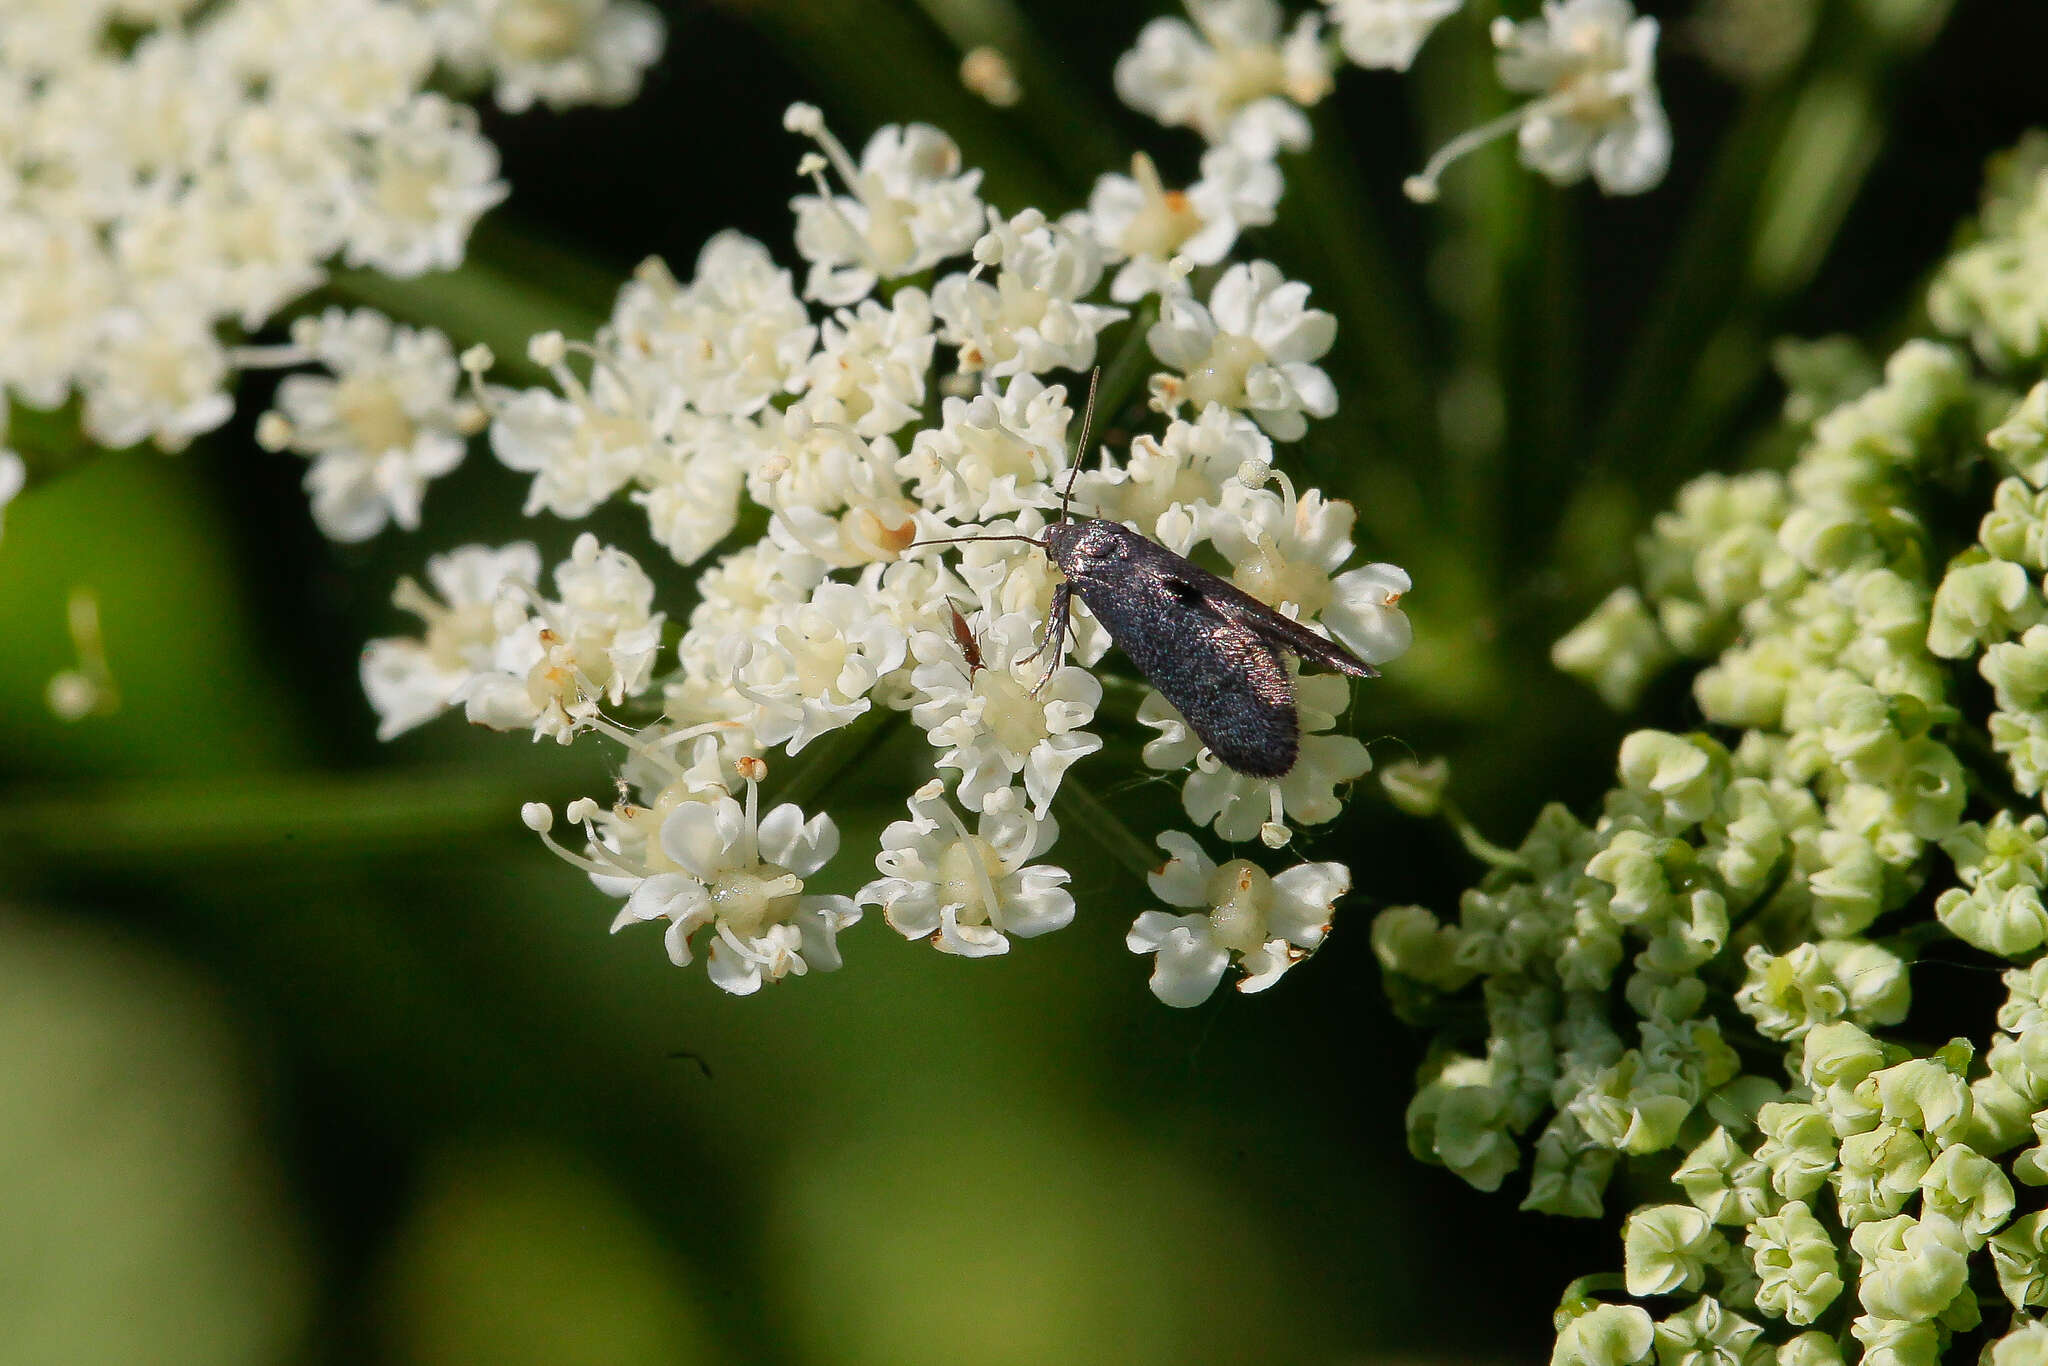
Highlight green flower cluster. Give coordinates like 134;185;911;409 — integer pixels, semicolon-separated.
1378;136;2048;1364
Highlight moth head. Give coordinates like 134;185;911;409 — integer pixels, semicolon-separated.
1042;517;1128;574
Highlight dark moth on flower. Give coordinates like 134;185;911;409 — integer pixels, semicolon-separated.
1036;517;1377;779
921;374;1381;780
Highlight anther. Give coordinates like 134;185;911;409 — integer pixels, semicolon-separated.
527;331;567;368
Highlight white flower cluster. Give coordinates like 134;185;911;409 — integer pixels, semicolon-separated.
1115;0;1336;155
363;85;1411;1000
0;0;661;461
1109;0;1669;205
1404;0;1670;204
254;308;485;541
424;0;665;115
1379;144;2048;1365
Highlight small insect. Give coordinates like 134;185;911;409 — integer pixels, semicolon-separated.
916;373;1377;779
947;602;985;676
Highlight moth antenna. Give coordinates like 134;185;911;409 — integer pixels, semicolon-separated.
1057;366;1100;527
911;368;1098;551
907;533;1046;549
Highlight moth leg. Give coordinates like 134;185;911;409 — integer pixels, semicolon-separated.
1017;582;1069;665
1026;583;1072;697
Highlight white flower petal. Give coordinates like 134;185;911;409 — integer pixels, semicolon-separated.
660;797;744;881
705;937;764;995
1139;920;1233;1008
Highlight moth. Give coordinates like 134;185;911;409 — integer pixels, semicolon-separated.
919;374;1376;779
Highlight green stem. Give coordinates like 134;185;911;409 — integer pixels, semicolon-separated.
1403;10;1516;589
1275;106;1438;474
1092;300;1159;435
0;769;552;868
1559;1273;1629;1303
768;709;906;814
1500;188;1581;577
1053;779;1160;887
1442;799;1525;872
1580;85;1788;488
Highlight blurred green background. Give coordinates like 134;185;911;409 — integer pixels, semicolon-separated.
1;1;2043;1362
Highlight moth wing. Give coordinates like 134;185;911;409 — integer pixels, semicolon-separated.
1117;536;1376;679
1070;553;1300;779
1200;571;1378;680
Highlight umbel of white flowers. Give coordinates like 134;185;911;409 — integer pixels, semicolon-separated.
203;1;1674;549
0;0;662;495
1112;0;1670;205
353;85;1410;1006
338;0;1674;1007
